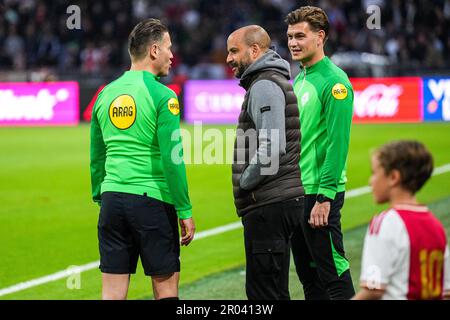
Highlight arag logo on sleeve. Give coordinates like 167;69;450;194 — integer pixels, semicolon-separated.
109;95;136;129
168;97;180;116
332;83;348;100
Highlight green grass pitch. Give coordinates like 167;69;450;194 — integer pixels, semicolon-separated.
0;122;449;299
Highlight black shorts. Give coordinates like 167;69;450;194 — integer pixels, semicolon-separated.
98;191;180;276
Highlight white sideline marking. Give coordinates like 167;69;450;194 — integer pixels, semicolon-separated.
0;262;99;297
433;163;450;176
1;163;450;297
345;186;372;198
194;221;242;240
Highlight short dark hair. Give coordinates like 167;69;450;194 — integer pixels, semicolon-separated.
375;140;434;194
128;18;168;61
285;6;329;40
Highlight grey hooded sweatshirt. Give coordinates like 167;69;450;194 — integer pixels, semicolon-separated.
239;49;290;190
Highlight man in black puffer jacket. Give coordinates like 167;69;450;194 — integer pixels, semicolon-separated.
226;25;304;300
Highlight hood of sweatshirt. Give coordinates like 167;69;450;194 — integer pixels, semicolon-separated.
239;49;291;89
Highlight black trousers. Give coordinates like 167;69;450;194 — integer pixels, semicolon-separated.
242;197;304;300
291;192;355;300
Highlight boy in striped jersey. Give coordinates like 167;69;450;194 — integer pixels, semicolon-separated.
354;140;450;300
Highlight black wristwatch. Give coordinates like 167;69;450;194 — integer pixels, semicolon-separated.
316;194;332;203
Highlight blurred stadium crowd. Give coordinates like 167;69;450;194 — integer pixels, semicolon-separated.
0;0;449;80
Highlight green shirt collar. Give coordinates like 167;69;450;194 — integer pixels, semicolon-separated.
300;56;329;74
125;70;161;81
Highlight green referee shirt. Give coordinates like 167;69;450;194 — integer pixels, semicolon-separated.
293;56;354;200
90;70;192;219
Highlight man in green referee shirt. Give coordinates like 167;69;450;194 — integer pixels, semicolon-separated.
90;19;195;300
285;7;355;299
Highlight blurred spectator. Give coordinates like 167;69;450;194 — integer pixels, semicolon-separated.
36;23;61;67
4;24;25;69
80;41;106;74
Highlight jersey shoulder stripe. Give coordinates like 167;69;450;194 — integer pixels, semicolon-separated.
369;210;389;235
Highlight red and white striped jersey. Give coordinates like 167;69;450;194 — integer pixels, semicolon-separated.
360;205;450;300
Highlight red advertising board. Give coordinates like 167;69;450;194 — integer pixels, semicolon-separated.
350;77;422;123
